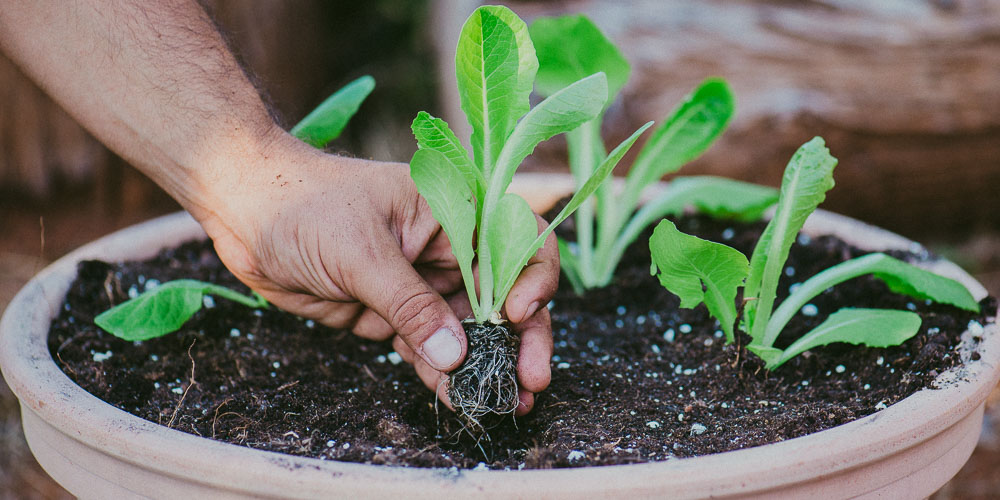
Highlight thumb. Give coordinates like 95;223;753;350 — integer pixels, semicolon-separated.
348;234;466;372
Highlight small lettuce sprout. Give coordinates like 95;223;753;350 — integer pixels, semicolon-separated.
649;137;980;369
290;75;375;148
529;15;778;292
95;77;374;340
409;6;651;429
95;280;267;341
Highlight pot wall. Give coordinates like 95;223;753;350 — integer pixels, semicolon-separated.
2;173;998;499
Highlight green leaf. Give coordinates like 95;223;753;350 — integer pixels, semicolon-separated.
490;121;654;310
487;193;538;307
456;5;537;176
290;75;374;148
490;72;608;197
409;149;480;319
94;280;266;341
600;176;777;284
766;309;922;369
649;220;749;343
619;78;735;213
745;137;838;347
530;14;630;101
765;253;979;343
411;111;485;200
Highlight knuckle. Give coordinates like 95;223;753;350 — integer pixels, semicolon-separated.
387;285;438;338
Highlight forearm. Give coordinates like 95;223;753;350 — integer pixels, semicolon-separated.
0;0;286;224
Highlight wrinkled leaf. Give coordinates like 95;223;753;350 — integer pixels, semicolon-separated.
766;308;922;369
530;14;630;100
745;137;838;347
290;75;374;148
409;149;479;315
95;280;266;341
649;220;749;342
456;5;537;176
411;111;484;199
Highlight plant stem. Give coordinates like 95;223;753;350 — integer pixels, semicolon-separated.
201;283;268;309
566;120;602;287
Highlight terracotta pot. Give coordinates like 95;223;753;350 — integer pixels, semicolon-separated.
2;173;998;499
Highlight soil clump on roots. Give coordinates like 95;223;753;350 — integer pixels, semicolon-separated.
447;321;519;436
48;214;995;469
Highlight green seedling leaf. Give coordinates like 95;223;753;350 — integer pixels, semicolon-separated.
530;14;630;101
487;193;538;305
649;220;749;342
764;308;922;369
490;72;608;197
95;279;267;341
619;78;735;213
557;238;586;294
601;176;777;284
745;137;837;347
456;5;537;176
765;253;979;342
411;111;485;200
491;121;654;308
290;75;374;148
409;148;480;316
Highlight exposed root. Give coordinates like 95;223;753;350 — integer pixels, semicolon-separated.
448;321;519;437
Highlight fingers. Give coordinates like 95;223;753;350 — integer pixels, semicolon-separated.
395;336;453;410
504;214;559;324
346;233;466;372
513;306;553;393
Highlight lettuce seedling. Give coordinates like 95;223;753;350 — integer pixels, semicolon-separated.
649;137;980;369
95;280;267;341
95;77;374;340
409;6;651;428
290;75;374;148
529;15;779;292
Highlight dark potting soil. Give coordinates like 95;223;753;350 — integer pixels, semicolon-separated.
48;214;996;470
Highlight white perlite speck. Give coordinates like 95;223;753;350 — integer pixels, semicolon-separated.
202;295;216;309
171;387;184;395
567;450;585;462
557;362;571;369
835;364;846;374
689;423;707;435
663;329;676;342
646;421;661;429
229;328;240;337
91;350;113;362
387;352;403;365
968;320;985;336
679;324;692;334
801;304;819;316
473;462;489;471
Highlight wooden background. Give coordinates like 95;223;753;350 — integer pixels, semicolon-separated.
1;1;998;498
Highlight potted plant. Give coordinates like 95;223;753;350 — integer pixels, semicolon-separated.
2;6;997;499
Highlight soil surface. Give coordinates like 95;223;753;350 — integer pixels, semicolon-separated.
48;215;996;469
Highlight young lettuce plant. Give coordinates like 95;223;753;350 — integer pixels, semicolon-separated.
649;137;980;369
529;15;779;292
409;6;651;430
95;77;375;340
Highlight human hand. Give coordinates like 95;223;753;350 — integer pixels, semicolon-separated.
200;133;555;414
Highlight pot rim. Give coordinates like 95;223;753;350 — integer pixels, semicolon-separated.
2;172;998;498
